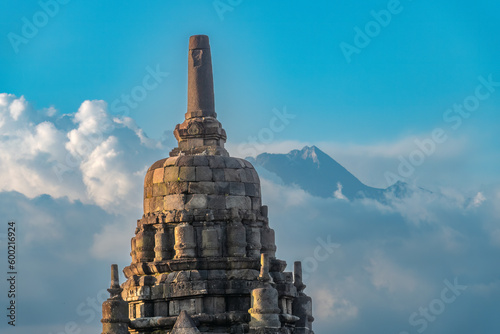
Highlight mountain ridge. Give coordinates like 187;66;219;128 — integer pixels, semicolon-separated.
248;145;409;201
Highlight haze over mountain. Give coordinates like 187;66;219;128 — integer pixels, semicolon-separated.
249;146;408;200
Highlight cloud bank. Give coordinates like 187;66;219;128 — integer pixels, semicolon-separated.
0;94;499;334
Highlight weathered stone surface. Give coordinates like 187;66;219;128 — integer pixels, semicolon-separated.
164;167;180;182
144;170;154;186
212;168;225;181
250;169;260;184
171;310;200;333
227;220;247;257
152;183;168;197
195;166;212;181
224;169;241;182
208;156;225;169
143;198;151;213
144;186;153;199
201;227;220;257
174;223;196;258
249;286;281;329
230;182;246;196
215;182;230;195
166;181;189;194
176;156;195;167
226;195;251;209
154;225;172;262
185;194;208;209
292;295;313;332
223;157;241;168
188;182;215;194
243;160;254;169
153;168;164;183
152;197;164;212
164;194;186;211
193;155;208;166
179;167;196;181
164;156;179;167
246;227;262;258
261;228;277;258
150;158;167;170
252;197;262;210
207;195;226;210
245;183;257;197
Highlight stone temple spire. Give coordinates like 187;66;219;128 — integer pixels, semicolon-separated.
99;35;315;334
171;35;228;157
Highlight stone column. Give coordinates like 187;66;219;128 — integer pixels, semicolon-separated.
292;261;314;334
130;237;137;263
187;35;215;119
154;224;171;261
174;222;196;258
135;225;155;262
294;261;306;294
101;264;129;334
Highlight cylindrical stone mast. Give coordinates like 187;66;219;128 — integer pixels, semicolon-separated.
187;35;216;119
172;34;228;156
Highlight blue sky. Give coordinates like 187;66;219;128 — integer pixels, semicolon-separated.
2;1;499;142
2;0;500;191
0;1;499;333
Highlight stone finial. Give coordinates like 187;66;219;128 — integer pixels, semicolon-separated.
294;261;306;294
108;264;123;298
259;253;272;283
170;35;228;157
187;35;215;119
171;310;200;334
110;264;120;289
101;265;129;334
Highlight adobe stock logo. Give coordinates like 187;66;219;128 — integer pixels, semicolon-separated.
301;236;340;280
384;74;500;186
339;0;413;63
399;277;467;334
110;65;169;118
237;106;295;157
213;0;243;21
7;0;71;54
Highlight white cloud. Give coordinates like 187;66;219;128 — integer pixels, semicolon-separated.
8;95;27;120
91;221;135;262
334;182;348;200
1;93;500;334
472;191;486;207
0;94;164;215
366;251;419;293
259;174;500;333
311;288;358;320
